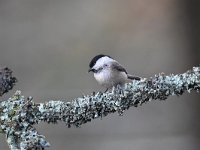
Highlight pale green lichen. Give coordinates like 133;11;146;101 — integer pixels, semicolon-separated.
0;66;199;149
0;91;50;150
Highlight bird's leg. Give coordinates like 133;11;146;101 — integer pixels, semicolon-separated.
104;88;108;92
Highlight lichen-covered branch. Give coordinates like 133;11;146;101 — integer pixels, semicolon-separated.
0;67;17;97
0;66;199;150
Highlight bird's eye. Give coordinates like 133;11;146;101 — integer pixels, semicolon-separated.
104;64;108;67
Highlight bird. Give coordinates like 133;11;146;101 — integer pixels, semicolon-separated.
88;54;141;90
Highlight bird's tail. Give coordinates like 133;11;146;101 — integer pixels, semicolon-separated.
127;74;141;80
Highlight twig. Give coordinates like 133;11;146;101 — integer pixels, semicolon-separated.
0;67;17;97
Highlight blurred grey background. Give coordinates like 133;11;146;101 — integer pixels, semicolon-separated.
0;0;199;150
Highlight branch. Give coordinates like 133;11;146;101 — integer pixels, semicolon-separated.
0;66;199;149
0;67;17;97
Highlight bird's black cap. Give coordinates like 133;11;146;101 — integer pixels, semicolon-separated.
89;54;112;68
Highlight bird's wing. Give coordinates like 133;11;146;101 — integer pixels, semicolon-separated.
112;62;141;80
112;62;128;74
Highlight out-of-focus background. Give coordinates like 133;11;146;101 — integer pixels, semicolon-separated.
0;0;199;149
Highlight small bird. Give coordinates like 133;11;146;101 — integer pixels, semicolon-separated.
88;54;141;89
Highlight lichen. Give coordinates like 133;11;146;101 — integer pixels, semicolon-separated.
0;67;17;97
0;66;199;149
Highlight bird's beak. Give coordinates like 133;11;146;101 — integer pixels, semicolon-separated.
88;68;95;72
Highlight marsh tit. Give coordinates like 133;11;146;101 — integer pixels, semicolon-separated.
88;54;141;89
